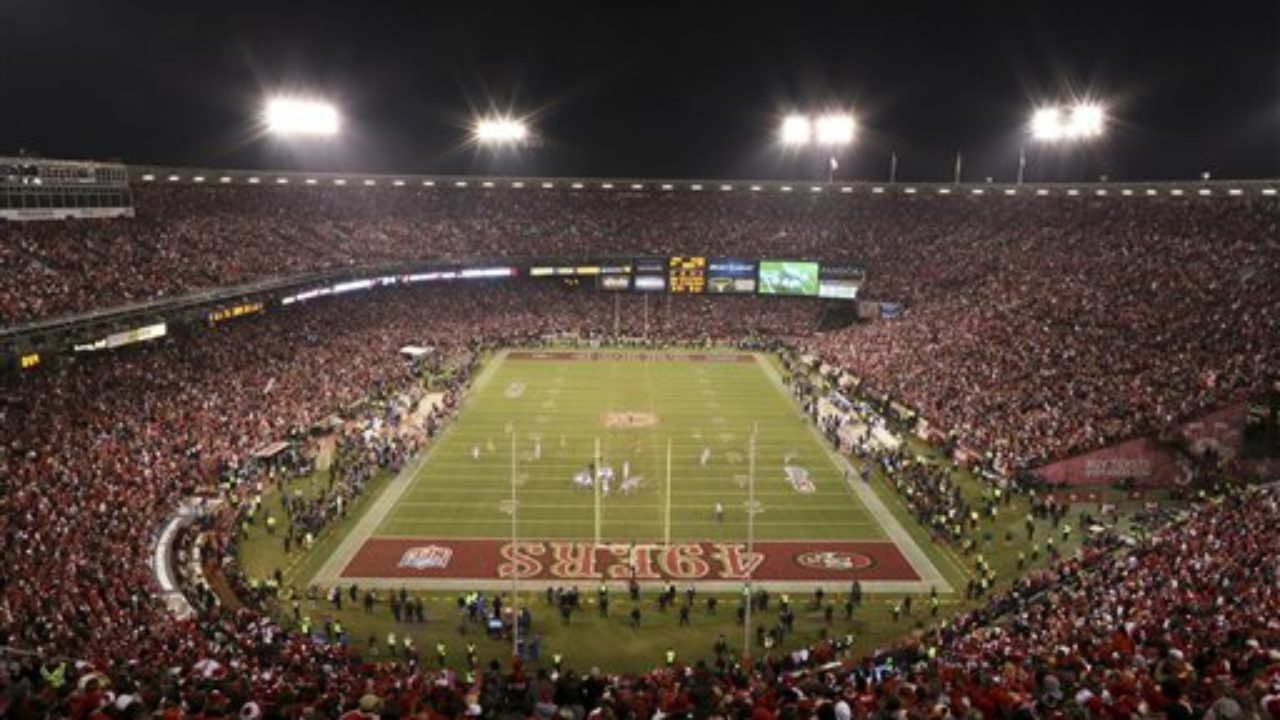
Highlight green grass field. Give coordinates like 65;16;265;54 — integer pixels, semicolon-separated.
376;350;881;544
236;348;1096;671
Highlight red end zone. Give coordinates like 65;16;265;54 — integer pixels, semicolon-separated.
341;539;920;583
506;351;754;363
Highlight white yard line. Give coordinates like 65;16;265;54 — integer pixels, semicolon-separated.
751;353;953;593
398;487;852;496
390;500;887;513
378;519;883;528
316;349;948;594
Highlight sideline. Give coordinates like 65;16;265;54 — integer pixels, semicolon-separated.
751;353;953;593
311;349;509;585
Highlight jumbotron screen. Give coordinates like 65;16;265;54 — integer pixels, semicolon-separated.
758;260;820;296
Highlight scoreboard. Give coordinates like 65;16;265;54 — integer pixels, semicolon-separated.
208;301;265;324
668;256;707;294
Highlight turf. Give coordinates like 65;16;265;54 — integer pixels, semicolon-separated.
235;348;1104;671
376;351;882;544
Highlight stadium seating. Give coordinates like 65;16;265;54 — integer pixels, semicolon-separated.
3;187;1277;470
2;185;1278;718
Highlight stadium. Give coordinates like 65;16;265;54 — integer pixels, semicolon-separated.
2;2;1280;719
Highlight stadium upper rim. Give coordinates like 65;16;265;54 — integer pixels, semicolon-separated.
131;165;1280;199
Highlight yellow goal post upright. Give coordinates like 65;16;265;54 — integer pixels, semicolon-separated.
593;437;602;548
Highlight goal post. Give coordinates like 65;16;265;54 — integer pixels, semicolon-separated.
594;437;602;547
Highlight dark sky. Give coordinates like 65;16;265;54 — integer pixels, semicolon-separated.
2;0;1278;181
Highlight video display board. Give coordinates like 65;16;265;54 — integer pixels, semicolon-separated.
598;274;631;291
707;259;757;294
818;264;865;300
634;275;666;292
634;258;667;292
758;261;820;296
818;282;859;299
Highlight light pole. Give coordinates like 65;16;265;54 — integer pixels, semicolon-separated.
1021;102;1107;183
781;113;856;182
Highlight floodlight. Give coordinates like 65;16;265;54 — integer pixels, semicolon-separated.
1031;107;1064;141
474;118;529;144
1071;104;1105;137
815;114;856;145
1031;103;1106;142
781;115;811;145
264;97;340;137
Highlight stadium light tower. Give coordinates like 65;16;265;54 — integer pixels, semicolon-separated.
1019;101;1107;183
779;112;857;182
263;96;341;137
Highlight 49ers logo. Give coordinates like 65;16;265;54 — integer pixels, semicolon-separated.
398;545;454;570
795;550;873;572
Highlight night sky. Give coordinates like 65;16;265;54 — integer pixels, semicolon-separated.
2;0;1277;181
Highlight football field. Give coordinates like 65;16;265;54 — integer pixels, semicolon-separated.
316;349;946;592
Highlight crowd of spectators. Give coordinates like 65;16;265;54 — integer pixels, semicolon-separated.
4;186;1277;469
802;197;1280;468
0;186;1273;325
0;183;872;323
1;187;1278;717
